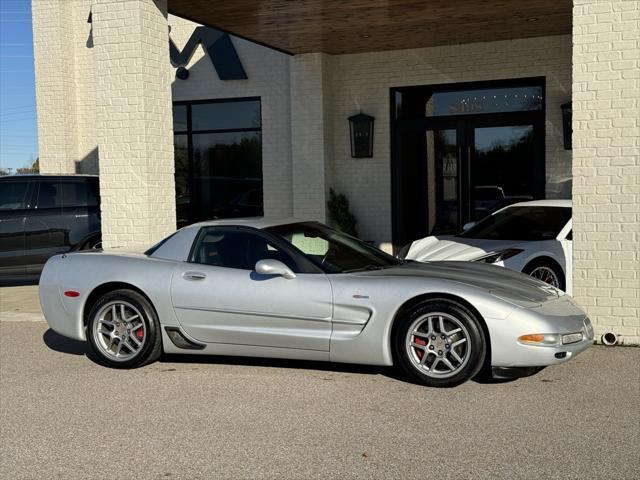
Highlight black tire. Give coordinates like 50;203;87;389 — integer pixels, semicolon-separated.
86;289;162;368
522;258;565;291
393;299;486;388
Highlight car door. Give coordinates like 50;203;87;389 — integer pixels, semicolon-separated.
23;177;76;273
0;179;32;276
170;227;333;351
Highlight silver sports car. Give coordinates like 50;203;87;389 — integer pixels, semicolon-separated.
39;218;593;387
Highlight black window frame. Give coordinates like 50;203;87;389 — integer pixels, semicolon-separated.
173;97;263;228
390;77;546;251
188;225;322;274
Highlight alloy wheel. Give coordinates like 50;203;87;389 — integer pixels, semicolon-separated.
405;312;471;379
529;266;560;288
92;300;147;362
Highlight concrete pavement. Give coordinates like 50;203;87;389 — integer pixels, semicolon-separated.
0;287;639;479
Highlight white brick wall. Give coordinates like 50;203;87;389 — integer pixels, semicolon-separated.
92;0;176;251
169;15;293;218
326;35;573;251
32;0;78;174
572;0;640;344
290;53;333;220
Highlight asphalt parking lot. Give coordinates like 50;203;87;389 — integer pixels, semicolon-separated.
1;286;639;479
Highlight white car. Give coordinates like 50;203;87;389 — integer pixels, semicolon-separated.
401;200;573;294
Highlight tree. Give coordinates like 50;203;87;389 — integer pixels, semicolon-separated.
16;158;39;175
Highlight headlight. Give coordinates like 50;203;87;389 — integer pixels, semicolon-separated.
473;248;524;264
518;333;561;346
518;332;584;347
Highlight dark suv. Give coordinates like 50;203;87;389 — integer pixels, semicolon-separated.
0;175;101;277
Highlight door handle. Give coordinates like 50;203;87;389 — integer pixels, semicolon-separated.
183;271;207;281
75;214;89;218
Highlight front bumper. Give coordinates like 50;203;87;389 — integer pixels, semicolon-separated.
489;296;594;368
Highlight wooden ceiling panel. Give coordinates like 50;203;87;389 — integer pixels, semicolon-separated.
168;0;572;55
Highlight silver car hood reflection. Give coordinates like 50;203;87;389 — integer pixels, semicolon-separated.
351;261;560;305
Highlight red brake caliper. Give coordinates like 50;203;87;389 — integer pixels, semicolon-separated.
136;327;144;340
414;336;426;359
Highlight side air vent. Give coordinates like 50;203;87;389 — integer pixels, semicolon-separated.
164;327;206;350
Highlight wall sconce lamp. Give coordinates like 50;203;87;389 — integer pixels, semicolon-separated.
348;112;374;158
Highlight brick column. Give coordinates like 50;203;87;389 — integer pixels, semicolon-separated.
32;0;77;174
290;53;333;221
92;0;176;251
572;0;639;344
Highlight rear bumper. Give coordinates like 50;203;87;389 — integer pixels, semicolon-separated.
39;256;86;341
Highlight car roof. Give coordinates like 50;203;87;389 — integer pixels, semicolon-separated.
188;217;311;230
506;199;572;208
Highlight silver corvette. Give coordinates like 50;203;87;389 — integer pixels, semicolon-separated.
39;219;593;387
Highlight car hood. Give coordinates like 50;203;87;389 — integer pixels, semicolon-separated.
352;261;560;307
406;236;528;262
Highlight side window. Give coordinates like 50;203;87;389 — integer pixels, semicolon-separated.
191;228;297;271
566;230;572;241
0;181;29;210
36;180;97;208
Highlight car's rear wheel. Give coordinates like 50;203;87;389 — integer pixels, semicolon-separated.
523;258;565;291
87;289;161;368
394;299;486;387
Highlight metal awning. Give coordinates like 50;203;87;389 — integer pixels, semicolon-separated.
168;0;572;55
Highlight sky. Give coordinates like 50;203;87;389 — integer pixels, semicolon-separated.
0;0;37;173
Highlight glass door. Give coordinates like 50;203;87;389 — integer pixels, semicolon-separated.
426;129;459;235
467;122;543;223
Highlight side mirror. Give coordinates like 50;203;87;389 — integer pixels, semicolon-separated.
255;259;296;279
462;221;476;232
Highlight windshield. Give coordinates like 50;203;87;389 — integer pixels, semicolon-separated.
265;222;402;273
459;206;571;241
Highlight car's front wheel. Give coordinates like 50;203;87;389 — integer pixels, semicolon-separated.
393;299;486;387
87;289;162;368
522;258;565;291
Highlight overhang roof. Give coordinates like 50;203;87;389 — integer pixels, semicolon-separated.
168;0;572;55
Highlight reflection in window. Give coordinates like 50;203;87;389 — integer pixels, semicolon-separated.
172;99;263;227
36;181;98;209
0;182;28;210
472;125;535;221
395;83;544;119
427;86;543;116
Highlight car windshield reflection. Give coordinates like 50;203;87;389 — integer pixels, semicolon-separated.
266;222;401;273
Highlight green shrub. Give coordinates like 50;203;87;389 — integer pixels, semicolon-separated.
327;188;358;237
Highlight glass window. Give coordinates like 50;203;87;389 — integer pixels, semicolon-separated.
395;83;544;119
191;228;296;271
173;105;188;132
192;131;262;219
174;135;190;228
36;181;97;209
267;222;401;273
427;86;543;116
173;98;263;226
459;206;571;241
191;100;261;131
0;181;29;210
